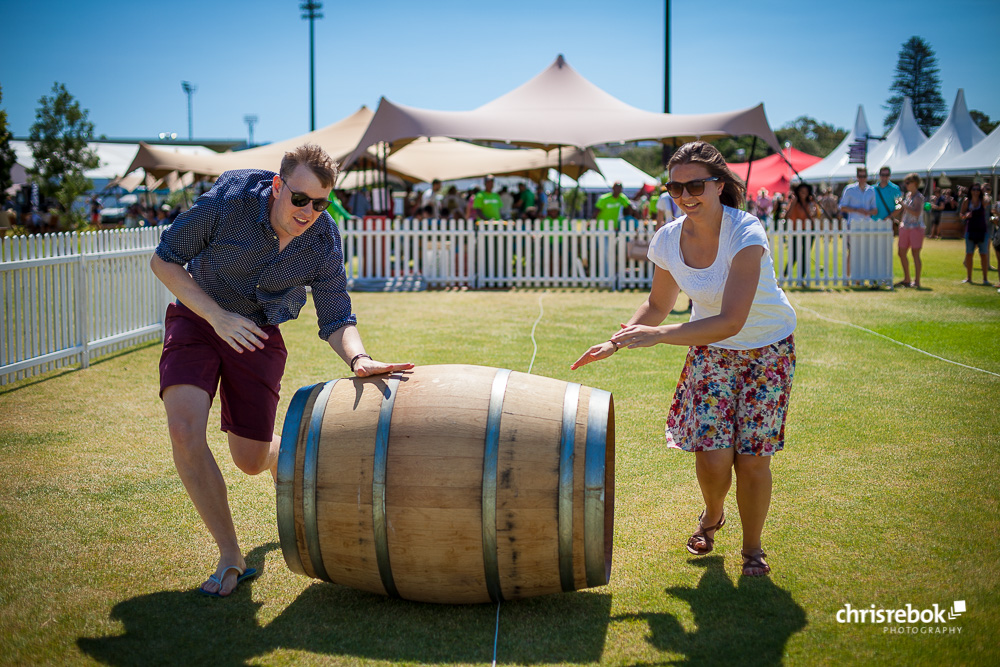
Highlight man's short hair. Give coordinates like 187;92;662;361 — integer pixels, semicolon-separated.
857;167;868;176
879;167;891;176
280;144;339;188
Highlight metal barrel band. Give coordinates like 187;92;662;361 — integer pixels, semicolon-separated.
558;382;581;592
373;376;401;598
276;382;324;577
584;388;611;588
303;380;338;582
482;368;512;603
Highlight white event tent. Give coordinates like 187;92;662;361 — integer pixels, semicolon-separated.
891;89;987;176
798;106;880;184
933;124;1000;177
865;97;928;174
551;158;657;194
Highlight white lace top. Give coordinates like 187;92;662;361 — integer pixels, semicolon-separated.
647;206;796;350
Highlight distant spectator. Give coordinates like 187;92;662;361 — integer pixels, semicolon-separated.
90;195;102;226
536;183;547;217
442;185;462;219
473;175;502;220
929;186;944;238
498;185;513;219
754;188;772;223
421;179;442;219
784;182;819;282
818;187;840;221
839;167;877;280
594;181;630;229
896;173;926;288
960;182;991;285
348;189;371;218
771;192;785;222
655;184;681;230
873;166;902;226
515;182;536;219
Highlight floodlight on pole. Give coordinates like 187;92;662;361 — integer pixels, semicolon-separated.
300;1;323;131
181;81;197;140
243;114;259;148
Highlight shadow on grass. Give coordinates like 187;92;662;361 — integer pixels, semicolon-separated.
78;542;612;665
615;557;807;667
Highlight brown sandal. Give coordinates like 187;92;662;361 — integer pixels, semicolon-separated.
686;510;725;555
741;548;771;577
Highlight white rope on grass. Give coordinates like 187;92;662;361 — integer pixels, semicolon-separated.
526;293;545;375
792;300;1000;379
489;292;545;665
491;599;501;667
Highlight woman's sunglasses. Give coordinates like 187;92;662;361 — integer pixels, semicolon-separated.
665;177;719;198
281;177;333;212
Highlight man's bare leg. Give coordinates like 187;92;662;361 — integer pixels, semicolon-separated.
163;384;246;596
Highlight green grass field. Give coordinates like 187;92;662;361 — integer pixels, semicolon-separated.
1;238;998;666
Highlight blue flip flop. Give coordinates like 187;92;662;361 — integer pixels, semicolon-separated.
198;566;258;597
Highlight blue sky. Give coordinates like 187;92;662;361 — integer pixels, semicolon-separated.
3;0;998;147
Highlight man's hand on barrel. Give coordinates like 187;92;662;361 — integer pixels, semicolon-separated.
353;356;415;378
570;340;618;370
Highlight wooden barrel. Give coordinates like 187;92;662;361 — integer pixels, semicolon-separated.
275;364;615;604
938;210;962;239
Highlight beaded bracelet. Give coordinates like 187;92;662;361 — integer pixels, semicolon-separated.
350;353;371;372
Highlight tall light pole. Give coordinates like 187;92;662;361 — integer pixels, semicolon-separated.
300;1;323;131
181;81;197;140
243;114;258;148
662;0;671;170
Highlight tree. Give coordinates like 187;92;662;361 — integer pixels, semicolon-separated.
775;116;847;158
883;37;946;135
27;82;100;229
969;110;998;135
0;84;17;195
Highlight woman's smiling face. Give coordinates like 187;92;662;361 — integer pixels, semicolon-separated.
669;162;724;220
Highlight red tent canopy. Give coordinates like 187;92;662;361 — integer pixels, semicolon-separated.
727;147;821;197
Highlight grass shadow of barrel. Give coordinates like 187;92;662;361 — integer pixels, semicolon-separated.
77;544;613;665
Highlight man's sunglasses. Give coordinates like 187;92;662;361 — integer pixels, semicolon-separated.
665;177;719;199
281;177;333;212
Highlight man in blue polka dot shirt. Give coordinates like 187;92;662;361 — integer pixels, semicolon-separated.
151;144;413;597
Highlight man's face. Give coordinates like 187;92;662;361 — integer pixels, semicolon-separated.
270;164;331;243
878;170;890;184
612;183;622;196
485;178;494;192
857;170;868;186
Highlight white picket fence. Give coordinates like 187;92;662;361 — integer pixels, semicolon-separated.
1;228;173;385
1;216;892;384
341;217;657;289
766;217;894;288
341;216;892;290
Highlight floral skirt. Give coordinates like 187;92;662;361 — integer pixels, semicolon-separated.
665;335;795;456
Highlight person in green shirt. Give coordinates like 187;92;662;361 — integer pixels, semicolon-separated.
594;181;631;229
516;182;536;219
326;191;351;223
473;174;503;220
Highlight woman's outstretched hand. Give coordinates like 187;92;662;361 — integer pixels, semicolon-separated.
611;322;665;350
570;341;617;370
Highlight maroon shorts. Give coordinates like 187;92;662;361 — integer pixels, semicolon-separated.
159;302;287;442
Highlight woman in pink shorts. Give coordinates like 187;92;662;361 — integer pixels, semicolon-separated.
896;173;926;288
572;142;796;577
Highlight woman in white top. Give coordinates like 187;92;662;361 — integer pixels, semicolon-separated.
572;142;796;577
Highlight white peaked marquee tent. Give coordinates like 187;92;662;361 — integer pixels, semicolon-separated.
345;54;782;167
798;106;879;183
892;89;987;176
933;124;1000;176
865;97;928;174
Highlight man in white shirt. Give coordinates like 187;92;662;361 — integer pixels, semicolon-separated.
839;167;877;281
420;179;442;218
